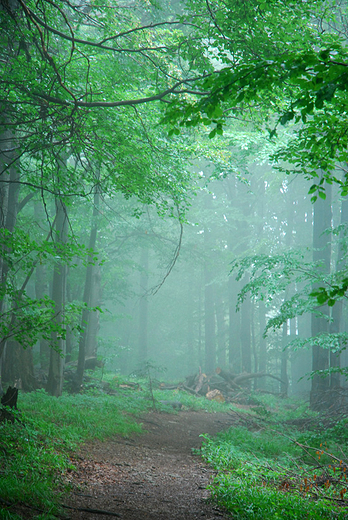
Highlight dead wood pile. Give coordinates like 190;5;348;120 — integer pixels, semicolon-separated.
160;367;284;404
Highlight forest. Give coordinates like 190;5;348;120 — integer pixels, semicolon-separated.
2;0;348;519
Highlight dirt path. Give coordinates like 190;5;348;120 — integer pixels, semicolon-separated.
66;411;235;519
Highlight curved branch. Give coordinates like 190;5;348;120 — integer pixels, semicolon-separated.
34;76;210;108
21;4;181;54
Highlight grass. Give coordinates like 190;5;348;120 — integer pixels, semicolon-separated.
200;405;348;520
2;378;347;520
0;385;154;520
0;378;233;519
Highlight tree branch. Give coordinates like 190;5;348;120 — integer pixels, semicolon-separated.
34;77;208;108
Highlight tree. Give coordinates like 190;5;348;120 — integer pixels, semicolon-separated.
1;0;211;393
165;1;348;196
310;184;332;410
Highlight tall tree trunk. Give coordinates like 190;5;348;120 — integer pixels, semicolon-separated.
281;321;289;396
186;272;195;367
85;264;101;359
258;302;267;384
74;190;100;391
2;340;36;390
328;196;348;398
215;288;226;368
310;184;332;410
204;225;215;373
46;199;68;397
0;141;20;381
138;247;149;364
240;274;251;374
228;276;241;372
34;202;50;370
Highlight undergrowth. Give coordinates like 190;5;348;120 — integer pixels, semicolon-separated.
3;376;346;520
0;379;232;519
201;411;348;519
0;386;153;520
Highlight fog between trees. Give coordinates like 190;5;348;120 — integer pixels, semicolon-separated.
1;0;348;409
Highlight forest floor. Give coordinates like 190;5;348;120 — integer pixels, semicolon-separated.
65;410;235;520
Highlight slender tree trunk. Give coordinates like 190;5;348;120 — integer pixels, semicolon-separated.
186;272;195;367
310;184;332;410
0;144;20;380
281;321;289;396
328;196;348;396
240;274;251;374
85;264;101;358
46;199;68;397
138;247;149;364
228;277;241;372
258;302;267;382
204;225;215;373
197;272;203;367
215;288;226;368
74;190;100;391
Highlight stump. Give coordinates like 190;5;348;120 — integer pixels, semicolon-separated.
0;386;19;423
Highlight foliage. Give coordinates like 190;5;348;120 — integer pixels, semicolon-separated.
164;0;348;197
230;250;331;330
0;388;151;519
201;418;348;519
0;382;235;518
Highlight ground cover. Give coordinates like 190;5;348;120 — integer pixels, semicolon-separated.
0;380;347;520
0;380;233;519
201;395;348;520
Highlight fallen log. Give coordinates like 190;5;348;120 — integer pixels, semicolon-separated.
215;368;242;389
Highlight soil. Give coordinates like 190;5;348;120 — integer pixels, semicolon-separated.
65;410;236;519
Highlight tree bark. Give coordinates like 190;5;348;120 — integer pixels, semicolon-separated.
74;189;100;391
204;227;215;373
138;246;149;364
46;198;68;397
310;183;332;410
215;288;226;368
328;196;348;394
240;274;251;375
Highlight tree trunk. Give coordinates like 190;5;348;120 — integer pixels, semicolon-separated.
228;276;241;372
85;264;101;359
257;302;267;387
74;190;100;391
204;228;215;373
186;272;195;367
328;196;348;396
138;246;149;364
240;274;251;375
46;199;68;397
310;183;332;410
2;340;36;391
281;321;289;396
215;288;226;368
